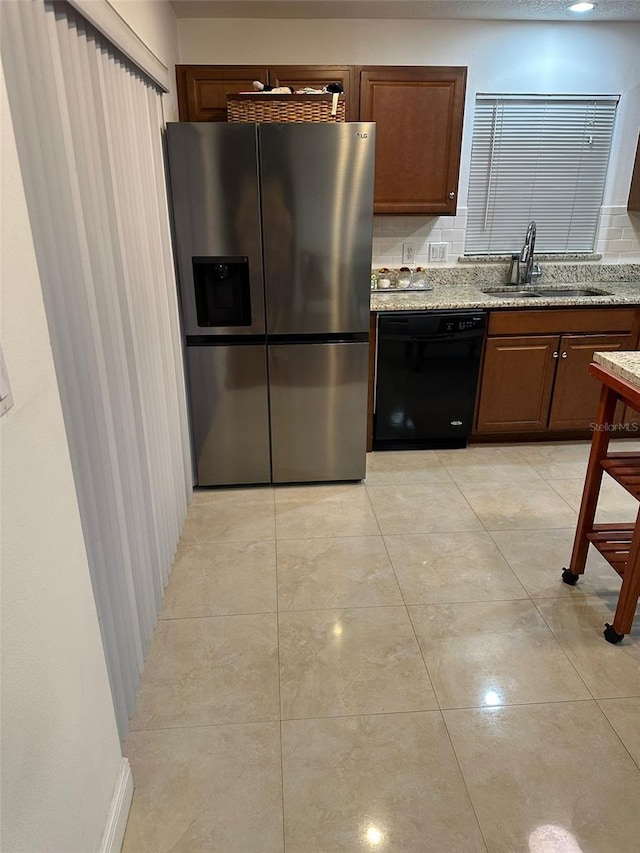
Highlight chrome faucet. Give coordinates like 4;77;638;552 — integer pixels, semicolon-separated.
519;220;542;284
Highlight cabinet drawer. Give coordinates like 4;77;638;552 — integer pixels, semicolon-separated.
488;308;637;336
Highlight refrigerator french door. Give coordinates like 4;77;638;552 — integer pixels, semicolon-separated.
167;122;271;485
260;123;373;482
166;121;375;486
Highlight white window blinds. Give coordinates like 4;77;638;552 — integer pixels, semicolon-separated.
465;94;619;255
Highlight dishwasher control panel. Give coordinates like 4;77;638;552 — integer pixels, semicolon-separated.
440;315;486;333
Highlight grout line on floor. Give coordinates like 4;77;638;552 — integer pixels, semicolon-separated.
273;538;287;853
384;471;499;852
159;610;278;620
439;707;491;852
360;480;493;537
377;524;435;688
126;695;618;737
529;598;600;702
151;611;279;623
275;531;386;541
279;595;533;612
446;479;492;535
127;717;283;735
179;537;277;546
277;694;618;727
594;697;640;773
361;480;385;539
485;530;543;606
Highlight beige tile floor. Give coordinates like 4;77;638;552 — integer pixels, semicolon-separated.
123;441;640;853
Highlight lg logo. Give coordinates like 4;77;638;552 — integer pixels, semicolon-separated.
355;132;369;139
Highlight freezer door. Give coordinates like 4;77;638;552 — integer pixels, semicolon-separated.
166;123;265;336
260;123;375;335
186;345;271;485
269;342;369;483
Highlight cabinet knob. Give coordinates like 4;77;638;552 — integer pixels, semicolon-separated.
553;351;559;359
561;351;568;359
448;191;455;199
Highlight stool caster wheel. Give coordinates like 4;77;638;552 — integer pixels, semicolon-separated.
561;568;579;586
603;623;624;644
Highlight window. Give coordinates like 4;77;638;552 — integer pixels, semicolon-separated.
465;94;619;255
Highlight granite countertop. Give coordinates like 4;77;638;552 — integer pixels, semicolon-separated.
370;279;640;312
593;351;640;389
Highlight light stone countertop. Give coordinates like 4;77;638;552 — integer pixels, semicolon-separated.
370;279;640;312
593;351;640;389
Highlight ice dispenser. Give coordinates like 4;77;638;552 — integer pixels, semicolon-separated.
192;257;252;327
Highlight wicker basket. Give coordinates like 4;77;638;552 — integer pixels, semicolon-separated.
227;93;346;123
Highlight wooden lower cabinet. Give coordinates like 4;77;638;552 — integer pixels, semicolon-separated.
477;315;638;436
624;405;640;432
548;333;633;430
477;336;559;432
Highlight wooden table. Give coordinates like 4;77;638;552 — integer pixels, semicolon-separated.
562;359;640;643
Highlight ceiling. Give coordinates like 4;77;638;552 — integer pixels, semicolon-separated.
170;0;640;22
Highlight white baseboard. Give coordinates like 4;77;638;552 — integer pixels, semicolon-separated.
100;757;134;853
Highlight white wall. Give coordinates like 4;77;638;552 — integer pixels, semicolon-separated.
109;0;180;119
178;17;640;264
0;62;124;853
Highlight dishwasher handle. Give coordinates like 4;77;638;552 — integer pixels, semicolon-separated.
379;331;484;345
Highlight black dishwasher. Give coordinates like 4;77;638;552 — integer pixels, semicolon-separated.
374;311;487;450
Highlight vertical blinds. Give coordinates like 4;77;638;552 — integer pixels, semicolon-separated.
1;1;191;737
465;94;619;255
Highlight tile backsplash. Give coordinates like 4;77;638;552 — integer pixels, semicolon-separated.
372;210;468;268
596;206;640;262
371;206;640;268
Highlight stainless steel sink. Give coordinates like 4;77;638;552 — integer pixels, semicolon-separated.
534;287;612;297
481;286;612;298
481;288;542;298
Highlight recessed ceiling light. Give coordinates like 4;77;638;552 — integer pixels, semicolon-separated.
568;2;596;11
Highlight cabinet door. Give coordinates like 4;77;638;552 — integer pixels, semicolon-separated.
623;405;640;432
548;333;634;431
269;66;356;120
358;66;466;215
176;66;269;121
477;336;559;433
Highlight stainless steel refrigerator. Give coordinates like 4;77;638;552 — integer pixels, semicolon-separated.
166;121;375;486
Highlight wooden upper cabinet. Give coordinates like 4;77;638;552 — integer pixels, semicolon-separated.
358;66;467;215
177;65;356;122
269;66;356;120
629;134;640;212
176;66;269;121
